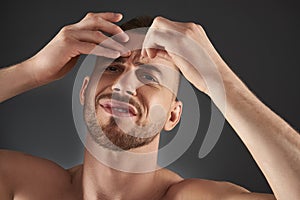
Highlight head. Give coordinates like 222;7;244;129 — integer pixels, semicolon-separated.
80;16;182;152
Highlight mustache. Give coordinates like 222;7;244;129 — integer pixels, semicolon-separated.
95;93;142;116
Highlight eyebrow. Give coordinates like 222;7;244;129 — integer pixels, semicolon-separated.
137;63;162;75
111;60;163;75
113;57;127;63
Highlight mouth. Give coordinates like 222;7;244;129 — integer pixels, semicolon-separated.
99;99;138;117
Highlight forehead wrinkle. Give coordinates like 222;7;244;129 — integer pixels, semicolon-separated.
112;50;179;74
112;51;142;65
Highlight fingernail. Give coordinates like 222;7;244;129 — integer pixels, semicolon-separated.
114;32;129;43
114;13;122;18
119;32;129;42
121;50;131;57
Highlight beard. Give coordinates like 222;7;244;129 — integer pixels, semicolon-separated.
83;94;165;151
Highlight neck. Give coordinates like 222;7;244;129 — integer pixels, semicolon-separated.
82;134;162;200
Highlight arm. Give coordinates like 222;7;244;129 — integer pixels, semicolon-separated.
0;60;37;103
142;17;300;199
0;12;129;103
163;179;276;200
0;149;75;200
0;12;129;198
214;58;300;200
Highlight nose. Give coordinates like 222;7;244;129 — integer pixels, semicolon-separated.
111;70;138;96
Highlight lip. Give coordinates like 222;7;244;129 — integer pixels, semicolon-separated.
99;99;138;117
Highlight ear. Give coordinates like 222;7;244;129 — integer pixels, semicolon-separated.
164;100;183;131
80;76;90;105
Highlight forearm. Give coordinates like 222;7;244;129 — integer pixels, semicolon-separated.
214;64;300;200
0;12;127;103
0;59;38;103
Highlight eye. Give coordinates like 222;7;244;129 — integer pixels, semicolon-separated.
138;72;159;84
104;65;123;73
142;74;157;82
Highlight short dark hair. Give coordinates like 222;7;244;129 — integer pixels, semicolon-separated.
120;16;154;31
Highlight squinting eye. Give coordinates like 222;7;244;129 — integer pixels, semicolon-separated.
140;73;158;84
143;74;155;81
105;66;120;72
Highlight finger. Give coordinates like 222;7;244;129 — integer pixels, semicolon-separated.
71;30;130;56
92;45;121;58
91;12;123;23
149;16;201;38
144;48;158;59
142;28;167;58
77;18;129;42
141;28;154;57
82;12;124;23
151;16;173;28
96;18;129;42
141;46;148;58
75;41;120;58
75;13;129;42
151;16;185;31
100;36;131;57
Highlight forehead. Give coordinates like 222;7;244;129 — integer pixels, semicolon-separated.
111;28;179;71
112;50;178;72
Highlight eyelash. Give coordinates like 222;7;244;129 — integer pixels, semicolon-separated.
139;73;159;84
105;66;121;73
104;66;160;85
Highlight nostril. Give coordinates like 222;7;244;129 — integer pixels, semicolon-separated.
126;90;134;95
113;88;121;92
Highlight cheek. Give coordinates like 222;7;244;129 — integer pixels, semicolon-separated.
96;76;112;91
140;88;173;117
152;88;174;106
94;76;117;99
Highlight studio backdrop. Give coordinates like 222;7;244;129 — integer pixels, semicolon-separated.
0;0;299;193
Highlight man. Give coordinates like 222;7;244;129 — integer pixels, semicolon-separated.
0;12;299;200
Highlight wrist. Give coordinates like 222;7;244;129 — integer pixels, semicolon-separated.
0;60;40;102
17;58;41;88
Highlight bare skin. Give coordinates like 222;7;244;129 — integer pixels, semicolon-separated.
0;149;275;200
0;12;298;200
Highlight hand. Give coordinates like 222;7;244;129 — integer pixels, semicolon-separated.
29;12;130;85
142;17;226;96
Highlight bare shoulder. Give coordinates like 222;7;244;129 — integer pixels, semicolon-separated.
156;167;184;182
164;178;276;200
0;149;77;199
0;149;71;181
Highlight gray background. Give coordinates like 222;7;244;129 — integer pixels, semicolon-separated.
0;0;299;194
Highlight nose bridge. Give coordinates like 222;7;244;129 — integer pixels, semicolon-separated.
112;68;139;95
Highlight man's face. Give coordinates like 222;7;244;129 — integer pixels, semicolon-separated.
83;50;181;151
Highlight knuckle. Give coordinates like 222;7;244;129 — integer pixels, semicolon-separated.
85;12;95;19
59;28;73;43
186;22;197;31
94;31;104;42
153;16;164;24
94;31;102;38
112;25;122;33
61;25;72;32
182;23;197;35
89;43;97;49
183;27;193;35
60;26;72;39
86;12;102;23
